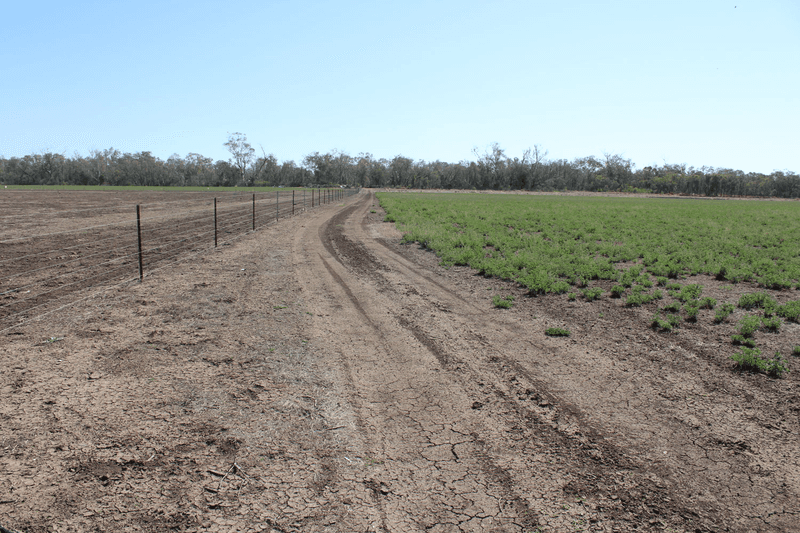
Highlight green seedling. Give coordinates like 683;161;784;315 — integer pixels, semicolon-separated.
699;297;717;309
777;300;800;322
737;315;761;337
761;316;781;332
661;301;681;313
492;295;515;308
581;287;603;301
731;335;756;348
714;303;735;323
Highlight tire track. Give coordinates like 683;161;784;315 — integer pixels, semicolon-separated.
294;194;542;531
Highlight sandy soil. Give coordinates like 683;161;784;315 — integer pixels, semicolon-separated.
1;189;799;532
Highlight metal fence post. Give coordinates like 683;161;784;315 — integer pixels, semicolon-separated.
136;205;143;282
214;198;218;247
252;193;256;230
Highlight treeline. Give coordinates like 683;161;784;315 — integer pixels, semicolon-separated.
2;141;799;198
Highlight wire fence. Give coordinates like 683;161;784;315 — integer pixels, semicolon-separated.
0;187;359;333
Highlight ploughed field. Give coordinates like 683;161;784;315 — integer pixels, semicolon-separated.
0;189;314;333
1;188;800;532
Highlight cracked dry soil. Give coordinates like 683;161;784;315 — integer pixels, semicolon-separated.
2;190;800;532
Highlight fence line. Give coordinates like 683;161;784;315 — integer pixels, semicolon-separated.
0;188;360;332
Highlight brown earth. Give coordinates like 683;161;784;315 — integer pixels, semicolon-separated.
1;189;799;532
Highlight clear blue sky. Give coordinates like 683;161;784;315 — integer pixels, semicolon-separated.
1;0;798;174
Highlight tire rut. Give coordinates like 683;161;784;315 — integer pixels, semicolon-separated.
296;195;542;531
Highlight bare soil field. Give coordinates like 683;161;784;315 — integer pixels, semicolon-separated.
0;190;316;333
1;189;799;532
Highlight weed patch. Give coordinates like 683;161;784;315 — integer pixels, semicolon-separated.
545;327;570;337
731;347;789;378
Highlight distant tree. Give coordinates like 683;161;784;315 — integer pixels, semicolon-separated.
166;154;186;186
224;132;256;185
389;156;414;188
213;160;239;186
253;153;279;185
184;153;215;186
473;143;508;189
303;151;333;185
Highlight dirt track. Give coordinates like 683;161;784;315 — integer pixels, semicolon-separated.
2;190;799;532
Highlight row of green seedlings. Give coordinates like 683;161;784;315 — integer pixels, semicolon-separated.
493;275;800;377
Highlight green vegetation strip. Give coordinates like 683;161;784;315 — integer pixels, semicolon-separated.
379;193;800;292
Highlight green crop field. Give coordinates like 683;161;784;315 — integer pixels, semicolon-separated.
379;193;800;292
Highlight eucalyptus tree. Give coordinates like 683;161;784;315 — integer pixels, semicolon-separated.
224;132;256;185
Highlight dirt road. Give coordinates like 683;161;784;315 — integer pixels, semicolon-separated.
2;190;799;532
